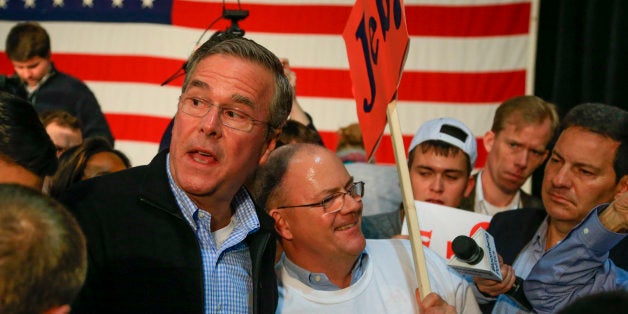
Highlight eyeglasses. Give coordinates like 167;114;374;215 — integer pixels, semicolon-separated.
277;181;365;215
179;96;269;132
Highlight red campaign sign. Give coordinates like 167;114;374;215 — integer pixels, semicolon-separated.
343;0;410;159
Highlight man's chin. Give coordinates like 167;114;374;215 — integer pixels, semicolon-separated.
546;204;580;221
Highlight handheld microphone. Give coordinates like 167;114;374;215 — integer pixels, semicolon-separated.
448;229;532;311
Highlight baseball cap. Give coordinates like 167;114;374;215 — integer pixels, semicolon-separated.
409;117;477;166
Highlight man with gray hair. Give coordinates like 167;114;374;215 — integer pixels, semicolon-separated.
59;37;293;313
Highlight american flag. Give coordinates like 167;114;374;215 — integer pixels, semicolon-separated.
0;0;536;167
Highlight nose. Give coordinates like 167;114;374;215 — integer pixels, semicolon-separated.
17;68;31;79
514;149;529;168
200;105;223;137
550;164;571;188
429;176;444;193
338;192;362;215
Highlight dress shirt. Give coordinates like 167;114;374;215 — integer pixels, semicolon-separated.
493;219;548;313
474;170;522;216
524;205;628;313
473;218;549;313
167;154;260;313
280;252;368;291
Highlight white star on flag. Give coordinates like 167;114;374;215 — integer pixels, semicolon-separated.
23;0;35;8
111;0;122;8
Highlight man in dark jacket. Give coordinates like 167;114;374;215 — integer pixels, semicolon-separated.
59;37;293;313
5;22;114;144
473;103;628;313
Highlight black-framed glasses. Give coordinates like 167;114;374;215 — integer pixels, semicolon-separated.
276;181;365;215
179;95;269;132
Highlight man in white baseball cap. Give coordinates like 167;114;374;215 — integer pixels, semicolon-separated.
407;117;477;208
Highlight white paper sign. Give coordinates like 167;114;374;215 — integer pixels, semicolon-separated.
402;200;491;260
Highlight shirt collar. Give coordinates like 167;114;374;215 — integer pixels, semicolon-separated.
475;170;523;215
281;250;369;291
165;153;260;235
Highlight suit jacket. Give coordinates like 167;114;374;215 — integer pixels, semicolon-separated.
481;208;628;313
459;173;544;212
59;151;278;314
489;208;628;268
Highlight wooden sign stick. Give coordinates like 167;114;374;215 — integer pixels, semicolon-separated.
387;100;431;297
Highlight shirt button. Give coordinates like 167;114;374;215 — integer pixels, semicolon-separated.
314;275;321;282
198;212;205;218
583;227;589;235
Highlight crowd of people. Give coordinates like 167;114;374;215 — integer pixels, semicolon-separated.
0;21;626;314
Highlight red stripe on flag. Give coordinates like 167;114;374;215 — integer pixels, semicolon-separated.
407;3;531;37
0;53;185;86
172;1;350;35
62;54;186;86
288;68;526;103
0;53;524;103
172;1;530;36
398;70;526;103
105;113;171;143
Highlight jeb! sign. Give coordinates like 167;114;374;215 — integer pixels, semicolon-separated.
343;0;409;159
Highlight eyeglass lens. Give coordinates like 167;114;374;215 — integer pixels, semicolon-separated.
323;182;364;214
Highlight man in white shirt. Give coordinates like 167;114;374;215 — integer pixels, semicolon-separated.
252;143;480;313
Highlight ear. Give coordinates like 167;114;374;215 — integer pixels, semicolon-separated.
464;175;476;198
614;175;628;199
483;130;495;153
259;129;281;166
269;208;293;240
43;305;71;314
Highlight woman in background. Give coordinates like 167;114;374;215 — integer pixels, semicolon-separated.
48;137;130;198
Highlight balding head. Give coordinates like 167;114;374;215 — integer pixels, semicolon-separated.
252;143;333;209
252;143;366;278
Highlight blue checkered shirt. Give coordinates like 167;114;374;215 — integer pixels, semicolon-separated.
167;154;260;313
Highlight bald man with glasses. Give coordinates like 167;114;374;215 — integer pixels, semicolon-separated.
252;143;480;313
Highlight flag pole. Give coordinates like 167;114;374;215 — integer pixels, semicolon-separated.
387;100;431;297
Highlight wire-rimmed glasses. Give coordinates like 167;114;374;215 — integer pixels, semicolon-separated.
179;95;268;132
276;181;365;215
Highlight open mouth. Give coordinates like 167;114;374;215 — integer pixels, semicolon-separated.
191;150;216;164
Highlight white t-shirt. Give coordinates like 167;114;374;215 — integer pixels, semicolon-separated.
276;239;480;314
